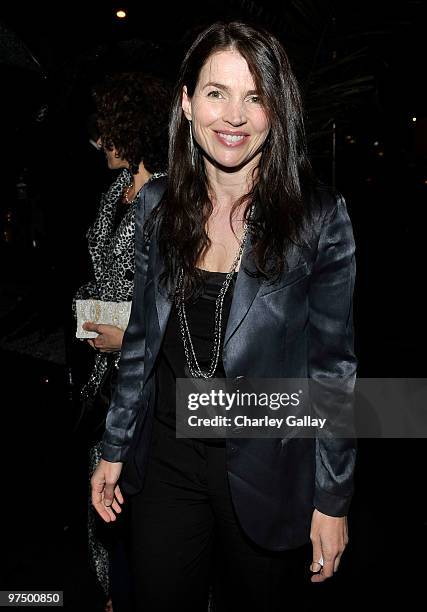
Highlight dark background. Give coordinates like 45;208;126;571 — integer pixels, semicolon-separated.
0;1;426;610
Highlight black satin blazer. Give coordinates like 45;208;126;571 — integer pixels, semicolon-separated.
103;176;357;551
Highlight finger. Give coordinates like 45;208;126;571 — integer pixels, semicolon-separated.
110;486;124;513
334;553;343;573
100;497;117;522
310;541;323;573
91;480;113;523
94;499;115;522
91;479;104;508
311;556;335;583
99;486;117;521
83;321;100;333
310;558;323;573
322;557;335;579
104;482;116;508
115;485;124;505
111;498;122;514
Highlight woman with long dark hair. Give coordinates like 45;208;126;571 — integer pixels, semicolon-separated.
91;21;356;611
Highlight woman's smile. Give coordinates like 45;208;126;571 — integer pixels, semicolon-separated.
214;129;250;147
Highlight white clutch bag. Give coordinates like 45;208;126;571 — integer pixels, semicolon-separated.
75;299;132;338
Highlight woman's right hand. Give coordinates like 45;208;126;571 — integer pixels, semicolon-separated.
83;322;125;352
90;458;124;522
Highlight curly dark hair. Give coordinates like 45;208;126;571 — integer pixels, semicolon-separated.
93;72;171;174
157;21;314;298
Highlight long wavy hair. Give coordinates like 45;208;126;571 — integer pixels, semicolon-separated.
157;21;314;298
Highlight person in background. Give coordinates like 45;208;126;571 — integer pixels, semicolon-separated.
91;22;357;612
74;71;170;612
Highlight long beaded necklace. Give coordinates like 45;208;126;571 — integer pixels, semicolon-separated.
122;179;134;204
176;214;251;379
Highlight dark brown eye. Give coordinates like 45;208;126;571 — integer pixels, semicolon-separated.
207;90;223;99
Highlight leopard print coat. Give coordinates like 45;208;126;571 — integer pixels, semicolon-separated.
75;168;164;399
74;168;164;596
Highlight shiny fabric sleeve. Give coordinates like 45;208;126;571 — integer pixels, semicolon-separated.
101;191;151;463
308;193;357;517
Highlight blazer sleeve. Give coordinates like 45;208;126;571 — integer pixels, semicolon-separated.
308;192;357;517
101;186;155;463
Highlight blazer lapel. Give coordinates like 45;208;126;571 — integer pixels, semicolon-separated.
153;240;174;339
224;235;262;347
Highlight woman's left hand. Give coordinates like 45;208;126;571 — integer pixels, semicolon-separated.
309;508;349;583
83;322;124;352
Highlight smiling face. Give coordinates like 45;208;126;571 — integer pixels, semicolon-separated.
182;49;270;172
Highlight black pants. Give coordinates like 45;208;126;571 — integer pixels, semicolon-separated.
130;418;311;612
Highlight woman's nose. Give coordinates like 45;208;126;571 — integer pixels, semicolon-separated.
222;99;247;126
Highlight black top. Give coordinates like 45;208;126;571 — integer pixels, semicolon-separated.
155;269;237;443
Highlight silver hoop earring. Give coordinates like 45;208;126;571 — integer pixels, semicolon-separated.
189;120;196;168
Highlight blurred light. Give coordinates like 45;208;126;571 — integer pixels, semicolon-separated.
377;151;384;157
373;141;380;147
424;179;427;185
116;9;127;18
412;116;417;122
35;104;48;123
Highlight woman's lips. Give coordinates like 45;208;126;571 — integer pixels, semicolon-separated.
214;131;250;147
